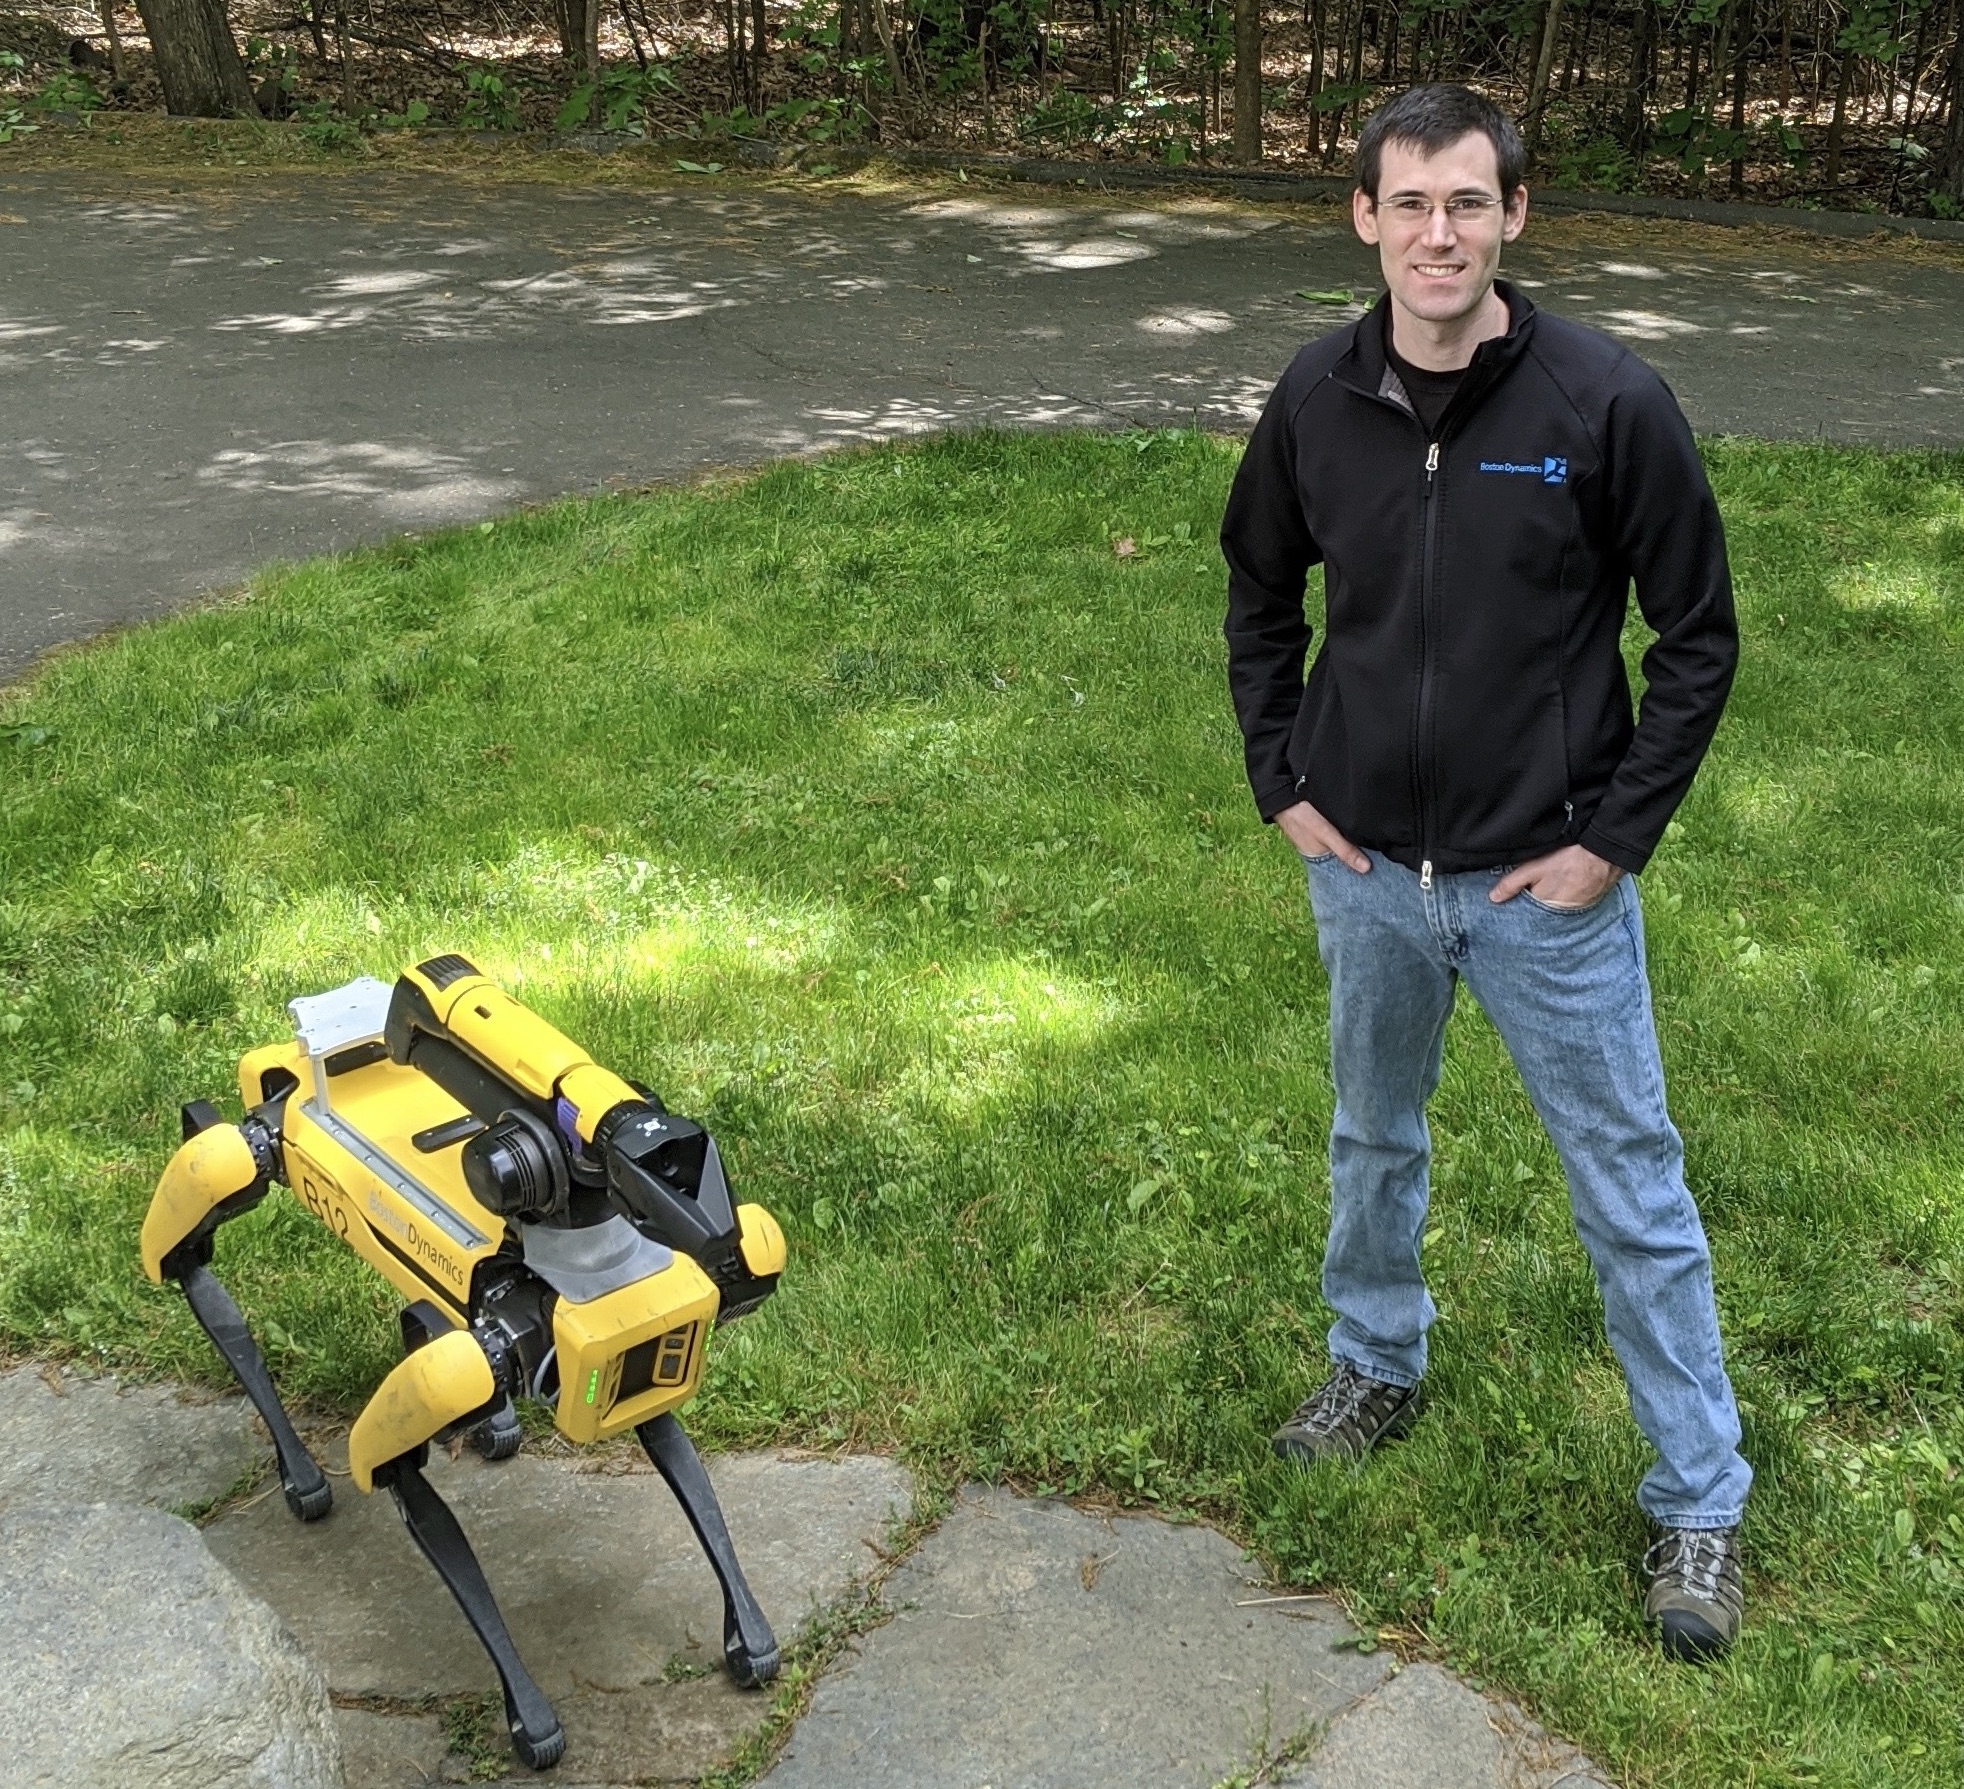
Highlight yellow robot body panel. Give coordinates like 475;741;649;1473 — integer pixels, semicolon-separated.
280;1060;505;1325
140;1124;264;1284
552;1254;721;1443
407;963;589;1103
348;1329;498;1492
237;1040;302;1113
736;1204;787;1279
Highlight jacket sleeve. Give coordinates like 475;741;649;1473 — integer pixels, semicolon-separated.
1221;370;1322;822
1576;369;1739;874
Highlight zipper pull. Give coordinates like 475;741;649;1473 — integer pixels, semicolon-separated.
1425;442;1439;479
1421;859;1433;891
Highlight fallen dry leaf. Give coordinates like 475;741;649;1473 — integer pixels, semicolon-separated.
1113;537;1137;558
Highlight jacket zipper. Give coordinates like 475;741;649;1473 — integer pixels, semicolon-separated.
1418;440;1440;892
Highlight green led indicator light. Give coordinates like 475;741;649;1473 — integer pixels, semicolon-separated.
585;1369;600;1406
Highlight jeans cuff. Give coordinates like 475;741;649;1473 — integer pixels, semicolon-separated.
1332;1350;1422;1391
1643;1507;1746;1531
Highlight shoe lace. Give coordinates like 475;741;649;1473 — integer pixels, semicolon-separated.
1644;1528;1735;1604
1293;1362;1368;1437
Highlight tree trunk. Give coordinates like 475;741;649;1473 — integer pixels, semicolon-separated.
867;0;909;120
99;0;128;81
1617;0;1655;153
1525;0;1565;156
1728;0;1750;194
1825;27;1855;186
1940;39;1964;204
133;0;255;114
335;3;354;109
1327;0;1362;160
1902;0;1931;130
1233;0;1262;162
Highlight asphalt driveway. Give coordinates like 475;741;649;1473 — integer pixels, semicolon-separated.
4;169;1961;681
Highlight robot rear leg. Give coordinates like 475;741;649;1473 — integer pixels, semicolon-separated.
144;1101;332;1522
179;1262;333;1521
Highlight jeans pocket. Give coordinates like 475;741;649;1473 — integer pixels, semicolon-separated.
1521;884;1616;916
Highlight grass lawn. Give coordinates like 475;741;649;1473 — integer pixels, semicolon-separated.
2;429;1961;1786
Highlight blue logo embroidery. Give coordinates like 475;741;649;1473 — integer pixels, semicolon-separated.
1477;457;1569;485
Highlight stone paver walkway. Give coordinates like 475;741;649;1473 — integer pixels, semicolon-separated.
764;1486;1607;1789
5;168;1964;681
0;1365;1617;1786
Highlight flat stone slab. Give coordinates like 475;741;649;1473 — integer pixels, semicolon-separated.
763;1486;1391;1789
1;1500;342;1789
339;1675;778;1787
333;1708;447;1789
0;1365;264;1515
206;1444;910;1705
1281;1660;1612;1789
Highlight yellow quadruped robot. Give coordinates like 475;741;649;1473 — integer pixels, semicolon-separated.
141;955;789;1772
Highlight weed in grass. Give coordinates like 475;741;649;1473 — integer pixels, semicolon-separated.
438;1691;511;1780
1;431;1962;1786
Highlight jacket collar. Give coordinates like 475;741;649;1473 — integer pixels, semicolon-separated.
1332;279;1537;415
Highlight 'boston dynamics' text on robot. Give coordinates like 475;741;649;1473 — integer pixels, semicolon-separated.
140;954;789;1772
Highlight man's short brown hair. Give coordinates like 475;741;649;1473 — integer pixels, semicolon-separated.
1356;84;1526;201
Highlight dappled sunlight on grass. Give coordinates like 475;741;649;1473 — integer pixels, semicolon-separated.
1829;562;1957;619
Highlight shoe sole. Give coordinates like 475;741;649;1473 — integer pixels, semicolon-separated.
1270;1393;1421;1465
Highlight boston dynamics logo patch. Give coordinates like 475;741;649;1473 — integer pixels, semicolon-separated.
1479;456;1569;485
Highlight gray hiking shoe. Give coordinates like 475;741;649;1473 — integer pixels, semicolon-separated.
1271;1361;1421;1464
1644;1525;1744;1663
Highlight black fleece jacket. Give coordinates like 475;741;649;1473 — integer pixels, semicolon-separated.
1221;284;1737;876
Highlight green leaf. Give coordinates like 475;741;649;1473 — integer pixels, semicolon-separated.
674;159;724;174
1297;288;1355;306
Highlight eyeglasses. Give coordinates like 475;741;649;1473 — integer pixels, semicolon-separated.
1379;195;1506;226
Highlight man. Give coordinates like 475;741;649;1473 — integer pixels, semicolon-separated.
1220;84;1749;1663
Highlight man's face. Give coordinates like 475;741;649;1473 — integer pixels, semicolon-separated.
1352;130;1527;327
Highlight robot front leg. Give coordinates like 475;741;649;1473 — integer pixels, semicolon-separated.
637;1413;780;1688
142;1104;332;1522
379;1459;564;1771
351;1328;565;1772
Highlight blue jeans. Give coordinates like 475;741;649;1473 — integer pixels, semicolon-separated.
1304;850;1751;1529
